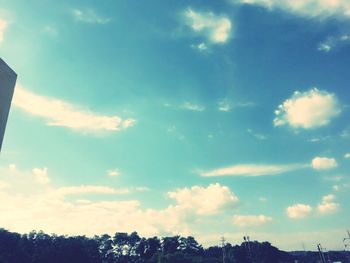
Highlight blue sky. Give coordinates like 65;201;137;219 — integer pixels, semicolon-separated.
1;0;350;251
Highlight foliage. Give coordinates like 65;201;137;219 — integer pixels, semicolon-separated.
0;228;348;263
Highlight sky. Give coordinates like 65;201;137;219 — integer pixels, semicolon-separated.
0;0;350;251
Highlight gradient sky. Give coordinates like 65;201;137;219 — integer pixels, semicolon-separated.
0;0;350;251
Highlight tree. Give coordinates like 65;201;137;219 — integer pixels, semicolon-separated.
162;236;180;254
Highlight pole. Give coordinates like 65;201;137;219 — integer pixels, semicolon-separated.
221;236;226;263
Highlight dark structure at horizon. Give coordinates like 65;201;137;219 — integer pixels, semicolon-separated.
0;58;17;151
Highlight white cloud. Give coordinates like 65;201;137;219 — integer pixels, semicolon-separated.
0;165;238;238
32;167;50;185
247;129;267;140
274;88;340;129
333;185;340;191
13;84;135;133
168;183;239;215
191;42;209;52
344;153;350;159
43;25;58;37
8;164;16;172
232;214;272;227
311;157;337;170
55;185;130;196
0;19;7;43
0;181;9;189
318;194;339;214
218;99;232;112
286;204;312;219
184;8;232;44
218;99;256;112
181;102;205;112
107;169;120;177
259;197;268;202
318;34;350;52
230;0;350;19
200;163;306;177
71;9;111;24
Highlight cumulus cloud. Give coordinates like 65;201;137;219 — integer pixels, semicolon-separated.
200;163;306;177
311;157;337;170
286;204;312;219
13;84;135;133
274;88;340;129
184;8;232;44
318;194;339;214
230;0;350;19
168;183;239;215
232;215;272;227
71;8;111;24
0;19;7;43
0;165;237;237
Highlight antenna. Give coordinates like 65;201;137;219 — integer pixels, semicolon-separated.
344;230;350;250
221;236;226;263
243;235;252;263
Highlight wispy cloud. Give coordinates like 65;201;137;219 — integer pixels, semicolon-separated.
13;84;135;133
200;163;306;177
184;8;232;44
230;0;350;19
274;88;340;129
318;34;350;52
55;185;130;196
71;8;111;24
181;102;205;112
218;99;232;112
218;99;255;112
0;19;8;43
232;214;272;227
43;25;58;37
190;42;209;52
107;169;121;177
247;129;267;140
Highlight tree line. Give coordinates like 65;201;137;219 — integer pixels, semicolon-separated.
0;228;348;263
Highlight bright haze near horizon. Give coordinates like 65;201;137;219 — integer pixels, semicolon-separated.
0;0;350;251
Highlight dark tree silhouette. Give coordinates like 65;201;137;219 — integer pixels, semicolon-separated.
0;228;349;263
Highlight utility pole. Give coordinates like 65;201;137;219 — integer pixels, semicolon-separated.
344;230;350;248
317;244;327;263
344;230;350;263
243;236;252;263
221;236;226;263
